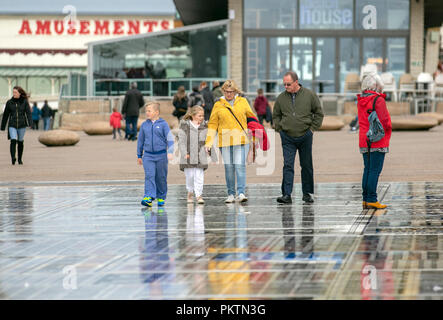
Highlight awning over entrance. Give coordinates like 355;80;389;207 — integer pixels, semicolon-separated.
0;67;86;77
173;0;227;25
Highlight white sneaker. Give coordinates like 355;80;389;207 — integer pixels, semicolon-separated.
237;193;248;202
225;195;235;203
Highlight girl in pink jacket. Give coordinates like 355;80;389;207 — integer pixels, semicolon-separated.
110;107;123;139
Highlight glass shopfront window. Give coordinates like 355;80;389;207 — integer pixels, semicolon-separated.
92;23;227;95
356;0;409;30
363;38;383;73
387;38;407;84
339;38;360;92
315;38;336;93
269;37;290;93
244;1;409;95
300;0;353;30
244;0;297;29
246;37;267;92
292;37;313;90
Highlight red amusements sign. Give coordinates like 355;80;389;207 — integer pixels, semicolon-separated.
17;19;171;36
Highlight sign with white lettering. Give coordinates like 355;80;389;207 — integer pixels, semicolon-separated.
0;16;174;50
300;0;353;29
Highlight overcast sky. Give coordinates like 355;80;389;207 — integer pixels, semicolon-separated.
0;0;176;15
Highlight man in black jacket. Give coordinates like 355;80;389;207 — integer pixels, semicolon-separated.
41;100;52;131
122;82;145;141
199;81;214;121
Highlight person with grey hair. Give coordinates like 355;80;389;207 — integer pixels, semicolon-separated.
357;73;392;210
273;71;324;204
122;81;144;141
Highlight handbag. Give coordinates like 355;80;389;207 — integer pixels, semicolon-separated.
225;106;256;163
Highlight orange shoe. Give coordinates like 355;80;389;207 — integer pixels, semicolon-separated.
366;201;387;209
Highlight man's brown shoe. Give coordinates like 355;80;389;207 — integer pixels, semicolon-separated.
366;202;387;209
362;201;368;209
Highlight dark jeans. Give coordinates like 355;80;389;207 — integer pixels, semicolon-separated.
280;130;314;196
362;152;385;203
126;116;138;140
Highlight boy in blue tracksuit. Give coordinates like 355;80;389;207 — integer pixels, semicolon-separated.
137;102;175;207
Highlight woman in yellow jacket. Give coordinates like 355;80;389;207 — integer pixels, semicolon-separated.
205;80;256;203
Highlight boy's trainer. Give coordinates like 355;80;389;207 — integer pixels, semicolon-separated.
157;198;165;206
141;197;153;207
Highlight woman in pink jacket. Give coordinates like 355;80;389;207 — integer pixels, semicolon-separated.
357;74;392;209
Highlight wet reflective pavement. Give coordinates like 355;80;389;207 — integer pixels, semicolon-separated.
0;182;442;300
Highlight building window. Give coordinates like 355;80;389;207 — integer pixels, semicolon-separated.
339;38;360;92
244;0;297;29
269;37;290;92
299;0;353;30
315;38;336;93
292;37;313;90
246;37;267;92
386;37;407;84
356;0;409;30
363;38;384;73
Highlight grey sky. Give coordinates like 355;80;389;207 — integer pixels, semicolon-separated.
0;0;176;15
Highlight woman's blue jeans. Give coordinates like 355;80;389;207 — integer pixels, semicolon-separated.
362;151;386;203
220;144;249;196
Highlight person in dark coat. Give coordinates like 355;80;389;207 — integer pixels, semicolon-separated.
212;80;223;101
1;86;32;165
199;81;214;121
31;102;41;130
41;100;52;131
172;86;189;124
121;82;145;141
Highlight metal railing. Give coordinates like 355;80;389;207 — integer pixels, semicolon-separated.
93;78;226;97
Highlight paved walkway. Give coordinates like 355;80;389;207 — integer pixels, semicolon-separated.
0;182;442;299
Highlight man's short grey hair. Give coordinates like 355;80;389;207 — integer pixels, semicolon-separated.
361;73;384;92
284;71;299;82
131;82;137;89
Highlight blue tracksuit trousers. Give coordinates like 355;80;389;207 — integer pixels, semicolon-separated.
142;154;168;199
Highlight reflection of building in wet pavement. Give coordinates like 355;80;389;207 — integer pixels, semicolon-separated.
207;204;250;299
0;182;441;299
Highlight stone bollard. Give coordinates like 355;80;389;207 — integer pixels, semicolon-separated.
38;130;80;147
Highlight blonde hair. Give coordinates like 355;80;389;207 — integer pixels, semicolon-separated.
183;105;204;121
145;101;160;112
221;79;242;94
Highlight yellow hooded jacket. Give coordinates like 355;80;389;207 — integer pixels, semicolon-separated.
205;95;256;148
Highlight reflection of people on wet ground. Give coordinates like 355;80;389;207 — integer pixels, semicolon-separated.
359;235;394;300
185;204;205;257
140;208;170;284
7;187;33;234
280;205;314;257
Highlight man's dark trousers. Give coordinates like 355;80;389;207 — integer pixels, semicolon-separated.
126;116;138;140
280;130;314;196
